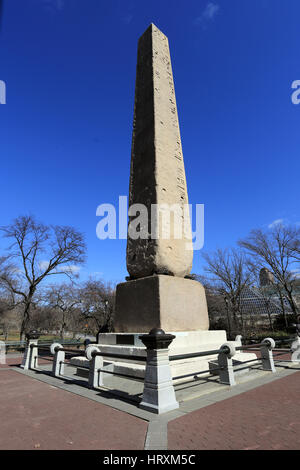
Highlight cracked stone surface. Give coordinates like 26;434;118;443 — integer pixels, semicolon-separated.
126;24;193;279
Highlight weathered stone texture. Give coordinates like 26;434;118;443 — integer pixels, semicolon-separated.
126;24;193;279
114;275;209;333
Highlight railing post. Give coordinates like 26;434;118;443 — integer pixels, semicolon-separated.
22;340;38;370
86;345;103;389
21;330;41;370
291;336;300;363
218;343;236;386
51;343;65;377
260;338;276;372
0;340;6;365
139;328;179;414
235;335;242;346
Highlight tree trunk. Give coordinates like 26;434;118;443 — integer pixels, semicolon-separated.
96;329;101;344
60;313;66;340
225;300;231;339
20;305;30;341
60;325;65;340
285;287;299;316
278;289;288;330
19;290;35;340
267;310;273;331
230;299;240;334
265;301;274;331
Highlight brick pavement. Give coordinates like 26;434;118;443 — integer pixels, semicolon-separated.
0;356;23;368
1;352;300;450
168;370;300;450
0;355;52;368
0;369;148;450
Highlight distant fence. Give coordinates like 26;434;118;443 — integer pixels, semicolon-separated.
3;339;84;352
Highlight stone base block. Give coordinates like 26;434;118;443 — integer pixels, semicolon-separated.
98;330;227;350
114;275;209;333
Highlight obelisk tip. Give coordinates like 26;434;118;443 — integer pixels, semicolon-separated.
140;23;167;39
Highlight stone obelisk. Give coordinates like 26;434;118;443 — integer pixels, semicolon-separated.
126;23;193;279
114;24;209;333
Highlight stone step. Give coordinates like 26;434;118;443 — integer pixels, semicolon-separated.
69;349;258;384
70;356;145;380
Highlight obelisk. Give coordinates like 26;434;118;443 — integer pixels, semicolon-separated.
126;23;193;279
114;24;209;333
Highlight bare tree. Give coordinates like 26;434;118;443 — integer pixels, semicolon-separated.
256;289;276;331
46;283;80;339
201;248;255;336
67;308;86;339
0;256;21;306
238;224;300;318
0;215;86;339
79;278;115;341
0;256;23;339
29;304;58;335
0;299;21;340
202;279;230;331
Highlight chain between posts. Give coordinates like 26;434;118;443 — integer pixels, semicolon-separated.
21;331;300;416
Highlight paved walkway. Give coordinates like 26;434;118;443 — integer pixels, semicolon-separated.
168;370;300;450
0;368;147;450
1;355;300;450
0;355;24;368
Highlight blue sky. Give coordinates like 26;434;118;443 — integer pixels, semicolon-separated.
0;0;299;285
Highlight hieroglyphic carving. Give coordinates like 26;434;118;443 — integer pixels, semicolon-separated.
126;24;193;279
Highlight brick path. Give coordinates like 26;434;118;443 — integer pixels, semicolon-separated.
0;369;147;450
168;371;300;450
1;355;300;450
0;355;52;368
0;356;23;368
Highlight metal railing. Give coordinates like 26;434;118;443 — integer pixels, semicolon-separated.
23;342;147;386
18;332;300;415
24;342;88;381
